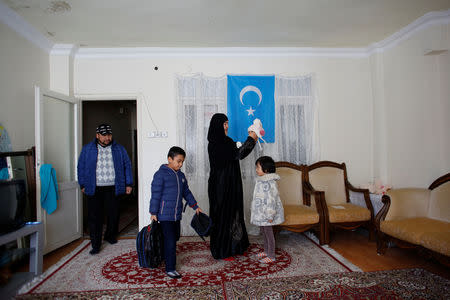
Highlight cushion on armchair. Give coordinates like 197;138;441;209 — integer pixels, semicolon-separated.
276;167;303;206
281;205;319;225
327;203;371;223
308;167;346;205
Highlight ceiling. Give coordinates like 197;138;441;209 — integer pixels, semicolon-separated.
3;0;450;48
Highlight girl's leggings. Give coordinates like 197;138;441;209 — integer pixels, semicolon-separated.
260;226;275;259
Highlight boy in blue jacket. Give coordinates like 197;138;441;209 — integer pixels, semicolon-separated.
150;146;202;279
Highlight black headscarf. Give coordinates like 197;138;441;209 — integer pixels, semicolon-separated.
207;113;228;143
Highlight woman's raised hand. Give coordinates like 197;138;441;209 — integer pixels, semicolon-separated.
248;131;258;141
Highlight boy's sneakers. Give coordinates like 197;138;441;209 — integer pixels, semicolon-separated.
256;252;267;258
166;271;182;279
259;257;276;263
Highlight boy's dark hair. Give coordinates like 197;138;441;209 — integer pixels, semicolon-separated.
255;156;276;174
168;146;186;159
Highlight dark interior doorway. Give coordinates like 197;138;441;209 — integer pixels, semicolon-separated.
81;100;138;237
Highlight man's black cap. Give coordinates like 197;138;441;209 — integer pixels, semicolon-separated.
96;124;112;135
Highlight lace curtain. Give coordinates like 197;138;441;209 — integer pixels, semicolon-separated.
176;73;319;235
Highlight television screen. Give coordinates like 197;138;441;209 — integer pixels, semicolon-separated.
0;179;26;235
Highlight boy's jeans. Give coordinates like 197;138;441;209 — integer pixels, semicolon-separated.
160;220;180;272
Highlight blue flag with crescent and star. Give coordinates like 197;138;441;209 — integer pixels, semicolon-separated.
227;75;275;143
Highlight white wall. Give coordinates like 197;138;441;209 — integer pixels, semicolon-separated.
74;55;373;227
374;23;450;188
0;22;49;150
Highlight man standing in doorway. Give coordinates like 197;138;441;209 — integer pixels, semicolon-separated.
77;123;133;255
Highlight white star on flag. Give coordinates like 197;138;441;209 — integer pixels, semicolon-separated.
246;106;256;116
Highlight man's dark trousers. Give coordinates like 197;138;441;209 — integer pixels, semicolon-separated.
87;186;119;250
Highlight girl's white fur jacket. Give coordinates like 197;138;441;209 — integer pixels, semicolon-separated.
250;173;285;226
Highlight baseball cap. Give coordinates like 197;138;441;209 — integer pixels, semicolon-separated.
96;124;112;135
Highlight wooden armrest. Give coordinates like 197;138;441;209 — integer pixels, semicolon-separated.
346;181;369;194
303;181;326;222
303;181;325;204
303;181;317;195
346;180;373;218
375;195;391;231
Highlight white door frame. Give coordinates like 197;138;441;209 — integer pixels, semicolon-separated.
75;93;144;230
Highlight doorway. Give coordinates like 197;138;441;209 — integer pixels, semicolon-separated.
81;100;138;237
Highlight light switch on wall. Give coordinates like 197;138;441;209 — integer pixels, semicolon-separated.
147;131;168;138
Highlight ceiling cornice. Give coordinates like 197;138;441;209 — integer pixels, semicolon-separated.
0;0;53;52
75;47;368;59
367;9;450;55
50;44;79;57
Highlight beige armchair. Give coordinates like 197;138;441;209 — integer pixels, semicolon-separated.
274;162;326;244
305;161;374;244
376;173;450;265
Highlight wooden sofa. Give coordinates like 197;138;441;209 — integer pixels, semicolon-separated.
304;161;375;244
274;162;326;244
376;173;450;265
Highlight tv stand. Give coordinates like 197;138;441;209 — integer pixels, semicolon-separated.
0;222;43;275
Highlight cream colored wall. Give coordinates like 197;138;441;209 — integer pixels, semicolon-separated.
50;54;74;96
374;23;450;188
0;22;49;150
74;55;373;226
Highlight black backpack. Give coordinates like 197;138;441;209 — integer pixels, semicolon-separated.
136;220;164;268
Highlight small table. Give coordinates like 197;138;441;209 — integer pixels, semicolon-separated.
0;222;43;275
349;191;383;216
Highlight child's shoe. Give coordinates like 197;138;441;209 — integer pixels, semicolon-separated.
166;270;182;279
259;257;276;263
256;252;267;258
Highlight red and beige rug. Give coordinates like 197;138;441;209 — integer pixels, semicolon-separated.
223;268;449;299
15;233;449;299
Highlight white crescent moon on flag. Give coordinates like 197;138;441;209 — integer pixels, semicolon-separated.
239;85;262;106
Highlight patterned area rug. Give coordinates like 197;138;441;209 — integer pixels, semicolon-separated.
17;233;449;299
15;232;359;299
224;268;450;299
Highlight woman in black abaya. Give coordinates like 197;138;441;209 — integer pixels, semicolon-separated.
207;113;257;259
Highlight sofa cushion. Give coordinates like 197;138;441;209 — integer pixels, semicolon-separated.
420;230;450;256
309;167;346;205
385;189;430;221
327;203;370;223
281;205;319;226
428;181;450;222
381;217;450;255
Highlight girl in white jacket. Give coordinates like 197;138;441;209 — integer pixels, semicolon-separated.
250;156;284;263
